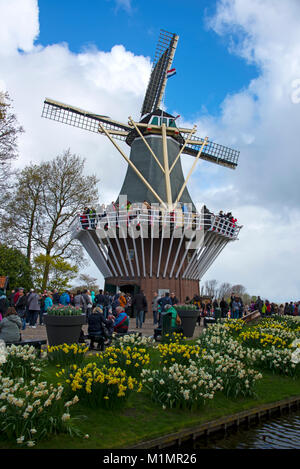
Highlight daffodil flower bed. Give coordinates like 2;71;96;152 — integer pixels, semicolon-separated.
2;344;46;381
238;330;288;349
0;373;80;447
141;362;223;410
56;362;142;409
198;351;263;398
113;333;155;349
158;342;203;367
96;345;151;378
161;331;186;344
47;343;89;366
198;318;300;377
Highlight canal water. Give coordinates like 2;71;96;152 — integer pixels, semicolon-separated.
184;410;300;449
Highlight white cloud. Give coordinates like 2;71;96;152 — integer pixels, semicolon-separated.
0;0;150;289
0;0;39;56
190;0;300;301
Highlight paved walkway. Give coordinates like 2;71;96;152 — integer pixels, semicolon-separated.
20;316;204;345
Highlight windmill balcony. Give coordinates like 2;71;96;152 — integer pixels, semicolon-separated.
69;204;242;242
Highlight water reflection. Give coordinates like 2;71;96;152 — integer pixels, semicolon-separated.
185;410;300;449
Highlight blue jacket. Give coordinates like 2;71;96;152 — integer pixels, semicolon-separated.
44;296;53;312
59;292;70;305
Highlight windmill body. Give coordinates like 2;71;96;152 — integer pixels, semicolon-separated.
42;29;242;304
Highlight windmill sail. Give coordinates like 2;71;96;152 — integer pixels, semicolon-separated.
181;133;240;169
140;30;179;117
42;98;131;140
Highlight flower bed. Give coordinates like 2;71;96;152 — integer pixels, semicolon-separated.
47;343;89;366
141;363;223;410
0;316;300;448
57;362;142;409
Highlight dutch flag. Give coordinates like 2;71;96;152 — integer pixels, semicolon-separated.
167;68;176;79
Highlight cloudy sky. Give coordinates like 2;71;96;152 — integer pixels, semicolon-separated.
0;0;299;303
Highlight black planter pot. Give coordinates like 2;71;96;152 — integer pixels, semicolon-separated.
44;314;86;346
177;309;199;338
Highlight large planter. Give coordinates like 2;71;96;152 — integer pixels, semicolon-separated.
44;314;86;346
177;309;199;338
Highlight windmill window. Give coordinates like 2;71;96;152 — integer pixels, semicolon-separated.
150;116;159;125
149;116;177;128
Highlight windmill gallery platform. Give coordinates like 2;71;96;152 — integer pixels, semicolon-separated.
41;29;242;307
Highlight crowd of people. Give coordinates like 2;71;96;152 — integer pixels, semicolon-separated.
186;294;300;323
0;284;298;346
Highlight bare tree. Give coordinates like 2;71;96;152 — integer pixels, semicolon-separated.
35;149;99;289
2;149;99;289
204;279;218;298
1;164;43;259
0;91;23;189
217;282;232;300
231;284;247;296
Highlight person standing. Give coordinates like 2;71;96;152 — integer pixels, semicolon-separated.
220;297;229;318
152;292;160;325
8;289;15;307
39;290;47;326
59;291;70;305
44;292;53;318
231;297;240;319
0;289;9;318
26;289;40;328
158;292;173;313
15;289;27;330
255;296;263;314
82;290;93;319
170;292;179;306
52;289;60;305
74;290;85;310
132;290;147;329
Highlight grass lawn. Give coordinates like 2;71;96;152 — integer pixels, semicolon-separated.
1;349;299;449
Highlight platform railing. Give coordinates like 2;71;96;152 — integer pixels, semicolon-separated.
69;205;242;241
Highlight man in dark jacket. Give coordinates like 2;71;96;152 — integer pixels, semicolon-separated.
52;289;60;305
220;298;229;318
255;296;263;313
15;290;27;329
132;290;147;329
95;289;106;307
0;289;9;318
170;292;179;306
158;292;172;313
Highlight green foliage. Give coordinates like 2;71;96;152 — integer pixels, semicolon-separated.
0;244;33;291
33;254;78;291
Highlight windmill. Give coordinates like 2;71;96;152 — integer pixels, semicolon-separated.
41;29;241;304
